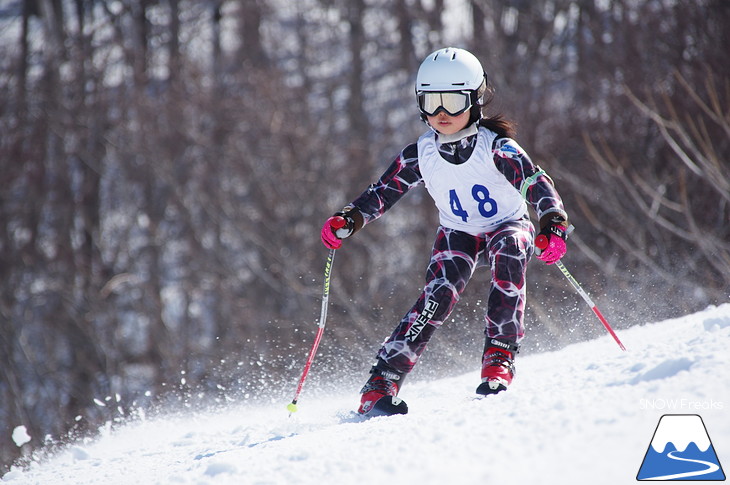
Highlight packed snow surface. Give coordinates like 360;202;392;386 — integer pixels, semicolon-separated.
4;304;729;485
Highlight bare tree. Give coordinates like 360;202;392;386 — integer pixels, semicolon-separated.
584;69;730;299
1;0;727;471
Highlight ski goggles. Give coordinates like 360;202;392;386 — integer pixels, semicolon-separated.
417;91;472;117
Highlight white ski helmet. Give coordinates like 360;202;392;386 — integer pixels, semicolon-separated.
415;47;488;123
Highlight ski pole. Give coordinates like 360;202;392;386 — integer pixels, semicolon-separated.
536;235;626;351
287;219;344;414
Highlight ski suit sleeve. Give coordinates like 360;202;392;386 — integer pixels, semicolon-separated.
347;143;423;229
492;137;568;228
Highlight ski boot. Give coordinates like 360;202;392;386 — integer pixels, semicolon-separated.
358;359;408;417
476;338;519;396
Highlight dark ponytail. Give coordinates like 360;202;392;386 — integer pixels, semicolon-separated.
479;115;516;139
476;83;516;139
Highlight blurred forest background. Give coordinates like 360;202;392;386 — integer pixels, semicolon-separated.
1;0;728;469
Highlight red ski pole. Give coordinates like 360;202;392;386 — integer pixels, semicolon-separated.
536;235;626;351
287;218;344;414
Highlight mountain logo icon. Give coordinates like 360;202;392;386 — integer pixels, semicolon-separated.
637;414;726;481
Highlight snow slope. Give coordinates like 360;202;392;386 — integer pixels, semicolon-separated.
4;304;730;485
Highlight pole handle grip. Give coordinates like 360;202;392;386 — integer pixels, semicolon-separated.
331;216;346;230
535;234;549;250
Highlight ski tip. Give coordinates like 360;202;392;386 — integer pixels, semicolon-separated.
475;380;508;396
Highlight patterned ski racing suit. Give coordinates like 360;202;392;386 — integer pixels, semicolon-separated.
349;126;566;375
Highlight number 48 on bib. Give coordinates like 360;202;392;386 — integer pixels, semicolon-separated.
449;184;498;222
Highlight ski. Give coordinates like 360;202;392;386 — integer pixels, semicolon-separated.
359;396;408;418
475;379;508;396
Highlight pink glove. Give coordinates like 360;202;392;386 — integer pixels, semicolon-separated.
321;216;347;249
535;234;566;264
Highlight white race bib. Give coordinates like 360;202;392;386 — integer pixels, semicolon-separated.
417;128;527;235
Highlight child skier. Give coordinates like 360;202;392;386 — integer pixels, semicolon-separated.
320;47;570;416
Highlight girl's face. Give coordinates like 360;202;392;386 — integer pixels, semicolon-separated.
426;110;471;135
